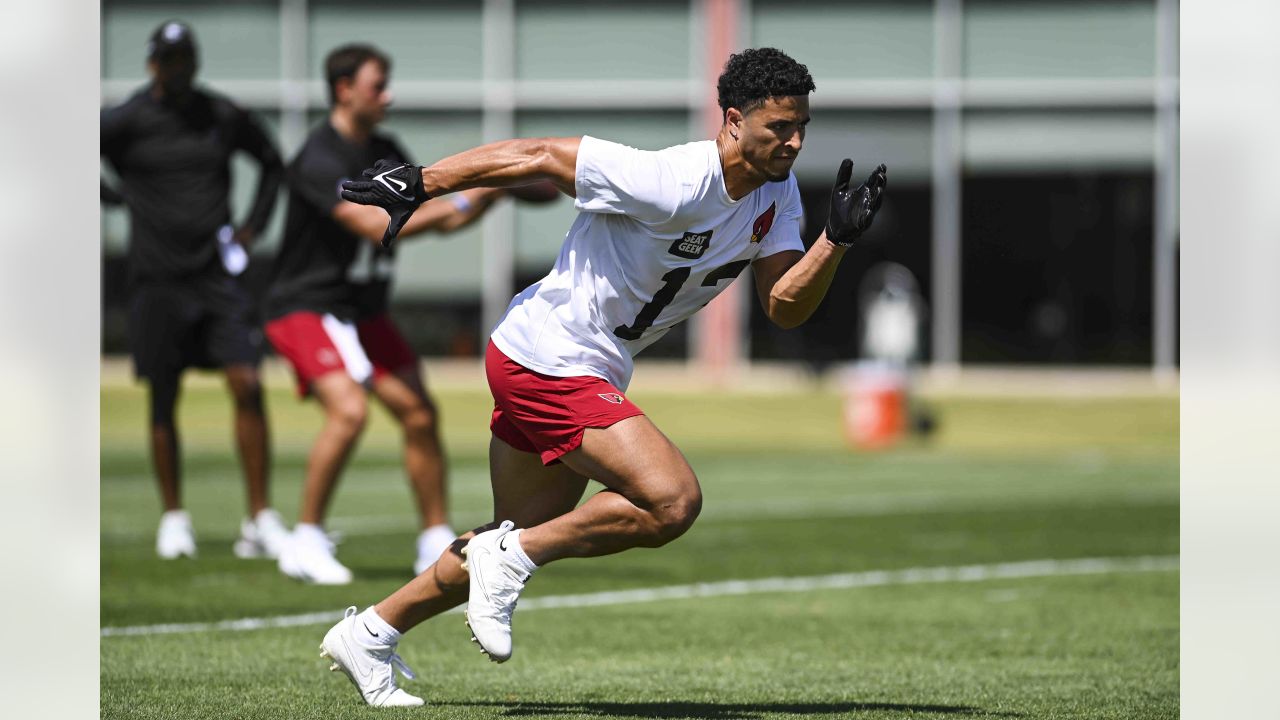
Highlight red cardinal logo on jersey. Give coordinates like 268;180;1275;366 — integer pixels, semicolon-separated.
598;393;624;404
750;202;776;243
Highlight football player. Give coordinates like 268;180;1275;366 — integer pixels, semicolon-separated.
318;47;884;706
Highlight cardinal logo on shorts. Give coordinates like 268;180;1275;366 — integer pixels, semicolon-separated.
750;202;776;243
598;393;624;404
317;348;340;367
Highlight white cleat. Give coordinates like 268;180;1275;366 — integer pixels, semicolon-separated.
460;520;528;663
156;510;196;559
413;525;457;576
278;525;353;585
320;607;424;707
233;508;290;559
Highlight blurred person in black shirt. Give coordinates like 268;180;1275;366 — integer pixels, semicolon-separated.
101;21;288;561
264;44;556;584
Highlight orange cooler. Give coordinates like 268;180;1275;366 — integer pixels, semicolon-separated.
844;364;907;450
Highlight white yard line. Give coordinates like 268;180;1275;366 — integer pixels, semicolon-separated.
101;555;1177;638
102;489;1176;541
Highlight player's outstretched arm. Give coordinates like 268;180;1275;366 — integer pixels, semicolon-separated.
332;187;507;246
341;138;580;246
418;137;581;198
753;161;887;329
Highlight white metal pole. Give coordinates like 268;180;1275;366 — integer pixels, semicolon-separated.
278;0;309;157
931;0;963;372
1154;0;1179;378
480;0;517;338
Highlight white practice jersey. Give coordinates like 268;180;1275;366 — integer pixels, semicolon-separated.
490;135;806;390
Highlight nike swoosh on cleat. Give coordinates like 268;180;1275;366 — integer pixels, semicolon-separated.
498;535;509;552
362;621;379;638
338;635;375;685
470;550;494;603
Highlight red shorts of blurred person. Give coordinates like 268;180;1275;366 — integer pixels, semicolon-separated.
265;311;417;396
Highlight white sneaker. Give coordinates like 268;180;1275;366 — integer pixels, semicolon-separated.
278;524;353;585
233;509;290;559
320;607;424;707
156;510;196;559
413;525;457;576
460;520;530;663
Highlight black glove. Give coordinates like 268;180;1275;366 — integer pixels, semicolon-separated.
339;160;431;247
824;160;887;247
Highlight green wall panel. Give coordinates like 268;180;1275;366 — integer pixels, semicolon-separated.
752;0;934;80
515;0;690;80
308;0;482;83
102;1;280;81
964;0;1156;78
794;111;932;185
963;110;1155;172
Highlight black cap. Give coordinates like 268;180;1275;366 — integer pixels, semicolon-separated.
146;21;197;60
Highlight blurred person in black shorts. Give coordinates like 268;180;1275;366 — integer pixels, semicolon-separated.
264;44;557;584
101;21;288;560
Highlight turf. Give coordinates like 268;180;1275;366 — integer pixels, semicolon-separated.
101;377;1178;719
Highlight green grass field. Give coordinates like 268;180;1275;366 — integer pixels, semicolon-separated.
101;376;1178;719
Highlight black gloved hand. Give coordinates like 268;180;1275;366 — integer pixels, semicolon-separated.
340;159;431;247
824;160;887;247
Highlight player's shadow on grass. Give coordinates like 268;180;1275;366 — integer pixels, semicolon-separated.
440;700;1020;719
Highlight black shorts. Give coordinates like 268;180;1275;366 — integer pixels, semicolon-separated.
128;272;263;380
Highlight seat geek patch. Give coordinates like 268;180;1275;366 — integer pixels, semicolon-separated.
669;230;712;259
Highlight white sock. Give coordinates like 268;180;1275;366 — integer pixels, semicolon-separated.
505;529;538;574
355;606;401;647
294;523;330;547
161;509;191;524
417;524;456;553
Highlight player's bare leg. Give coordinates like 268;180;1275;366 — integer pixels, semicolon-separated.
149;370;195;558
371;370;448;527
371;368;456;571
224;364;270;516
519;414;702;563
299;372;368;525
458;415;697;660
279;372;367;584
374;436;588;631
147;372;183;512
225;363;287;559
373;414;694;607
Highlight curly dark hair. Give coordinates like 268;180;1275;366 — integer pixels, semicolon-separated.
716;47;815;117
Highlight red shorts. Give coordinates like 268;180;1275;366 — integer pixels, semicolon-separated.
486;341;645;465
265;312;418;397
